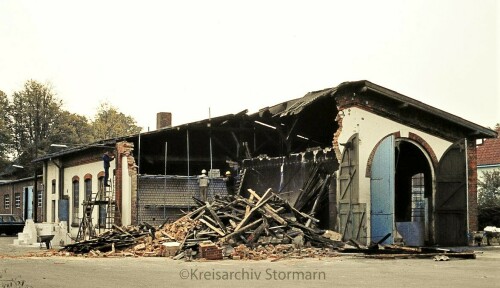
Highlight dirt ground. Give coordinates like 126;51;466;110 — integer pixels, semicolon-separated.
1;235;499;288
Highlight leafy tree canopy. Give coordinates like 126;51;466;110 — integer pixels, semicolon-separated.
478;169;500;229
0;90;12;168
0;80;141;178
92;102;142;140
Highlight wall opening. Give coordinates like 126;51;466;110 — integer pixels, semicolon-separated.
394;140;432;246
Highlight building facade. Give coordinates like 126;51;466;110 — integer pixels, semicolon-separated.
34;80;497;246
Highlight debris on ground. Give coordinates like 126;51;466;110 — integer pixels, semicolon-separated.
53;163;476;261
55;188;476;261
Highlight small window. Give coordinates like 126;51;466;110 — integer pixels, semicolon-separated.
84;178;92;201
37;190;42;208
4;194;10;209
52;179;56;194
411;173;425;222
15;193;21;208
72;180;79;225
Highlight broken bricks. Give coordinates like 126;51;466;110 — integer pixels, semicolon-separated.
58;187;477;261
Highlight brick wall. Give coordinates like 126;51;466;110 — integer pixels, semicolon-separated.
467;140;478;232
0;177;43;222
116;141;137;226
137;175;227;226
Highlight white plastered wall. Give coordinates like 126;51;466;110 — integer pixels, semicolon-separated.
45;159;114;237
336;107;454;240
121;155;131;226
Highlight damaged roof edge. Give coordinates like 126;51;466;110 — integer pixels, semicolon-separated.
33;141;117;163
357;80;497;139
34;80;496;163
257;79;496;139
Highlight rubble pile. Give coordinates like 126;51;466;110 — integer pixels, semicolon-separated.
60;186;344;260
57;163;476;261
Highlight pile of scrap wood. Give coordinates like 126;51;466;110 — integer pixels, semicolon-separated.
59;162;341;258
341;236;476;259
60;186;343;259
62;225;151;254
162;187;343;260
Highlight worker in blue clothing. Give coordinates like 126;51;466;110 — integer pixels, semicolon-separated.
102;151;115;187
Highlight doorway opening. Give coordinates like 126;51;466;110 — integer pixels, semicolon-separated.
394;139;432;246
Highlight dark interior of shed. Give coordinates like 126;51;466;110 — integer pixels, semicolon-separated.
130;95;340;178
394;140;432;223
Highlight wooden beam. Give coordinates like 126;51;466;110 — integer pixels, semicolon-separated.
199;219;225;236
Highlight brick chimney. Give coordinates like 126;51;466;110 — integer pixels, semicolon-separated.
156;112;172;130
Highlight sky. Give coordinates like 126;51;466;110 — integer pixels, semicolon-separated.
1;0;499;132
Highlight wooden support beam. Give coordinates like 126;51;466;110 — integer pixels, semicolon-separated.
199;219;225;236
220;218;263;243
205;203;227;233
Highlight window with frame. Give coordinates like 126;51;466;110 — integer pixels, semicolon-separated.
72;180;79;225
52;179;56;194
98;176;106;228
15;193;21;208
38;190;42;208
84;178;92;201
411;173;426;222
4;194;10;209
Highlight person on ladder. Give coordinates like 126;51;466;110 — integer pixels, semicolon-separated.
102;150;115;187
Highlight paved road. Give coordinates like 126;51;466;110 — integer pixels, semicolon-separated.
1;236;499;288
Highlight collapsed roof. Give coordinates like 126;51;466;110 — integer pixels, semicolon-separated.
35;80;497;176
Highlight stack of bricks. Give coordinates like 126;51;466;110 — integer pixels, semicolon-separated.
198;241;223;260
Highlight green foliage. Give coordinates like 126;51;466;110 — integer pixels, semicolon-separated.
92;102;142;140
478;169;500;229
0;90;12;172
478;169;500;207
0;91;12;152
1;80;141;179
48;111;95;148
9;80;64;176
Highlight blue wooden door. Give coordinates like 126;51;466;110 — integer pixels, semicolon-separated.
370;135;395;244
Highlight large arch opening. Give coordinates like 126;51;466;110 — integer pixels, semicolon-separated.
394;139;433;246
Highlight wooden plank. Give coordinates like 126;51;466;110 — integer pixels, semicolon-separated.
283;200;320;223
249;188;280;214
205;203;227;233
185;205;206;219
245;193;255;218
234;192;273;231
361;252;476;260
220;218;263;243
262;205;287;225
247;221;267;244
199;218;225;236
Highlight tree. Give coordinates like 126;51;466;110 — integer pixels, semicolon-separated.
9;80;65;176
50;111;95;147
478;169;500;207
92;102;142;140
0;90;13;171
2;80;143;179
478;169;500;229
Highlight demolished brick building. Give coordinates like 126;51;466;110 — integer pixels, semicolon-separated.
35;80;497;246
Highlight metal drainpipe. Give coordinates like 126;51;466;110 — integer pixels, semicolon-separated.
138;132;141;175
10;183;14;214
465;138;470;241
43;161;48;222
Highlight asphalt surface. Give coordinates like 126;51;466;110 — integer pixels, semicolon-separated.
1;235;499;288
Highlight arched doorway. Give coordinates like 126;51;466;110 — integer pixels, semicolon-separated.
393;139;433;246
370;136;433;245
